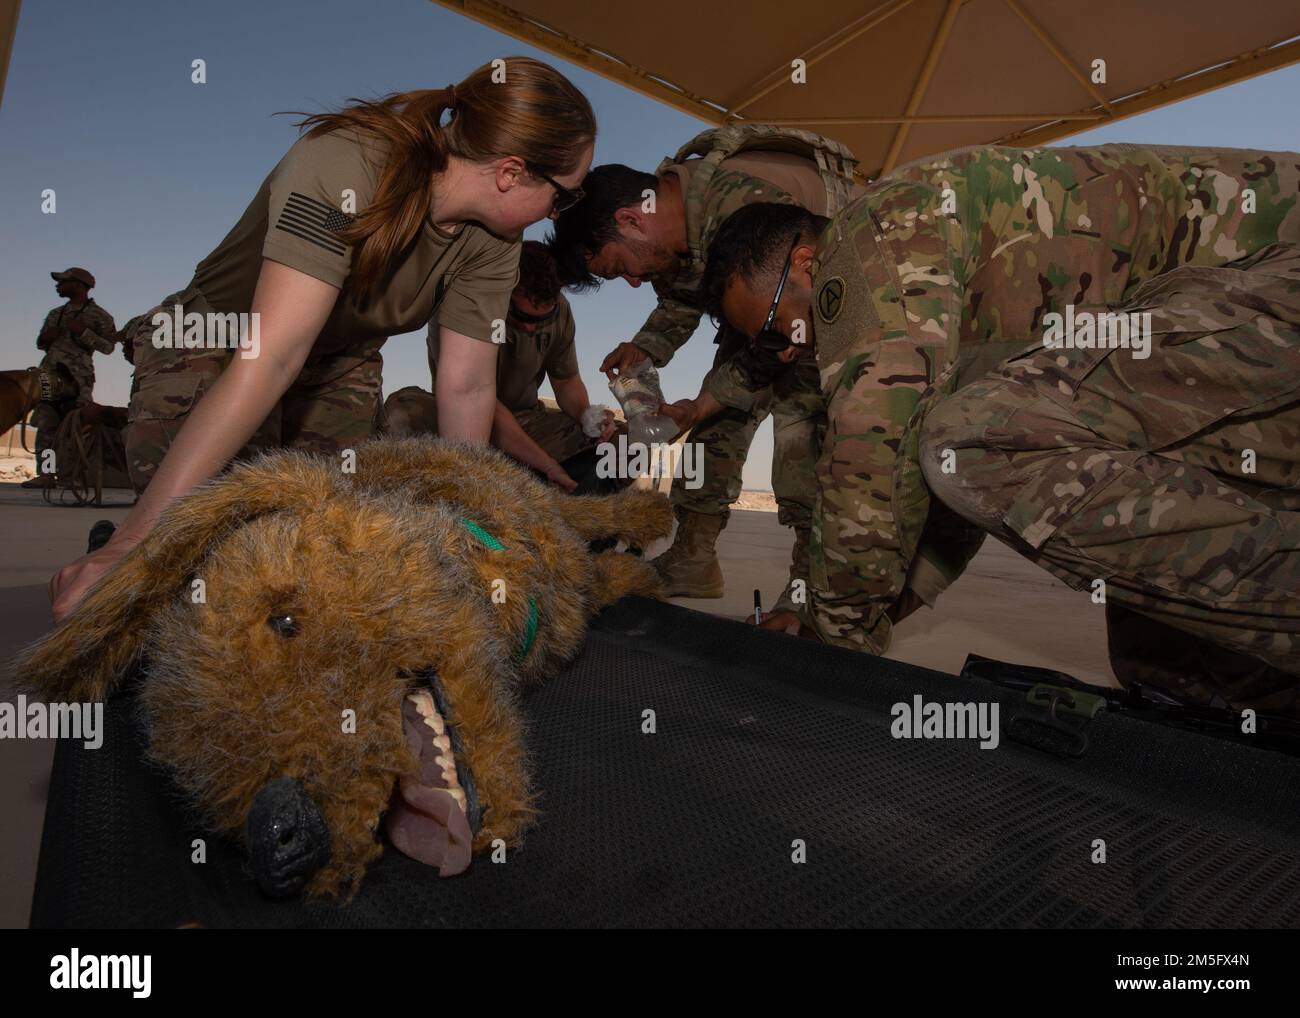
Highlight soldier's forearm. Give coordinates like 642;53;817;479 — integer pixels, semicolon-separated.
490;401;557;475
690;390;725;425
550;374;589;422
70;330;111;354
630;331;683;368
632;300;702;367
801;595;892;655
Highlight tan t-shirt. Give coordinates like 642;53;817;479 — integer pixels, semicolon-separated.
428;292;578;413
189;128;520;375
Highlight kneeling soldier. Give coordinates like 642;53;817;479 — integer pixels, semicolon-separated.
385;241;615;491
702;143;1300;716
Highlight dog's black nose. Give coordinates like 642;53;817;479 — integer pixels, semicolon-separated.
246;777;331;899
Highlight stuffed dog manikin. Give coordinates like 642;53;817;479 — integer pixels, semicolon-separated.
15;437;673;899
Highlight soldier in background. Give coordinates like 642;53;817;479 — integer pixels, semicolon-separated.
701;143;1300;716
385;240;616;491
22;267;118;488
549;127;860;605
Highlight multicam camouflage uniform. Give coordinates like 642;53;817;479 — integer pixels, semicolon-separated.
37;298;118;401
124;285;383;493
638;128;859;606
32;298;118;468
805;143;1300;711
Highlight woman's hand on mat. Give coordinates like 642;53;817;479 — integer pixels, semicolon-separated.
544;460;578;492
49;538;134;623
755;610;822;641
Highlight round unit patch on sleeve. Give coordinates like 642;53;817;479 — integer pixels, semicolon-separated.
817;276;845;324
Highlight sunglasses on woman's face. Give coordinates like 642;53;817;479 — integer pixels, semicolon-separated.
752;236;801;352
531;166;585;214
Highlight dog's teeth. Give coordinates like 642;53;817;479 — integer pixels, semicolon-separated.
421;713;446;736
435;754;455;770
448;787;467;811
409;692;435;718
432;734;451;752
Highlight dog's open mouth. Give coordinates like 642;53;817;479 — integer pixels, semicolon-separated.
386;674;482;876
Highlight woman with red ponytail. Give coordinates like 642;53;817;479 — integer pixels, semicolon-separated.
50;56;596;619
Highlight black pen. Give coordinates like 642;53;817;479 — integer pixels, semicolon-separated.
753;588;762;625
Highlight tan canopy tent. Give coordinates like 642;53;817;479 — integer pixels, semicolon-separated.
433;0;1300;178
3;1;1296;155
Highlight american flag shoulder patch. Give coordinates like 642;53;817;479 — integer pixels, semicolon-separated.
274;192;354;255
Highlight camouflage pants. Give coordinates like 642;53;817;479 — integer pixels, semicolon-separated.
125;288;383;494
32;351;94;471
672;327;826;598
920;244;1300;713
383;385;593;463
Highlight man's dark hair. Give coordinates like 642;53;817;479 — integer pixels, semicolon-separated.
701;203;829;319
516;239;562;306
547;163;659;290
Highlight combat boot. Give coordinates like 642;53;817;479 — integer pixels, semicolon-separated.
652;507;725;598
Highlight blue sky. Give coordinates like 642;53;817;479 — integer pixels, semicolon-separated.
2;0;1298;489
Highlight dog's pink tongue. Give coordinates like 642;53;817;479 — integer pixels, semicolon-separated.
387;778;472;874
386;693;473;875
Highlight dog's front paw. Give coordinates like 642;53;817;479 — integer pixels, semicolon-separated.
617;490;674;544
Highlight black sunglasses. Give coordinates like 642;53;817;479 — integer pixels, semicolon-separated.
531;166;585;214
508;300;558;325
752;235;801;352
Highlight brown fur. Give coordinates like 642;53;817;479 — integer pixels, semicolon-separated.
0;368;41;440
13;436;672;897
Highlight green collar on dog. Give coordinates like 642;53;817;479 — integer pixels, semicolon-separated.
455;516;538;663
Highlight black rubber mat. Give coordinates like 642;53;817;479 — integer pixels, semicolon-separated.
29;596;1300;928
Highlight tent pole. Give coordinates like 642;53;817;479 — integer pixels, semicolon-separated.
997;35;1300;147
727;0;915;118
880;0;963;174
1003;0;1117;117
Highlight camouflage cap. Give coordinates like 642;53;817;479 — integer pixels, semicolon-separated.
51;267;95;288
